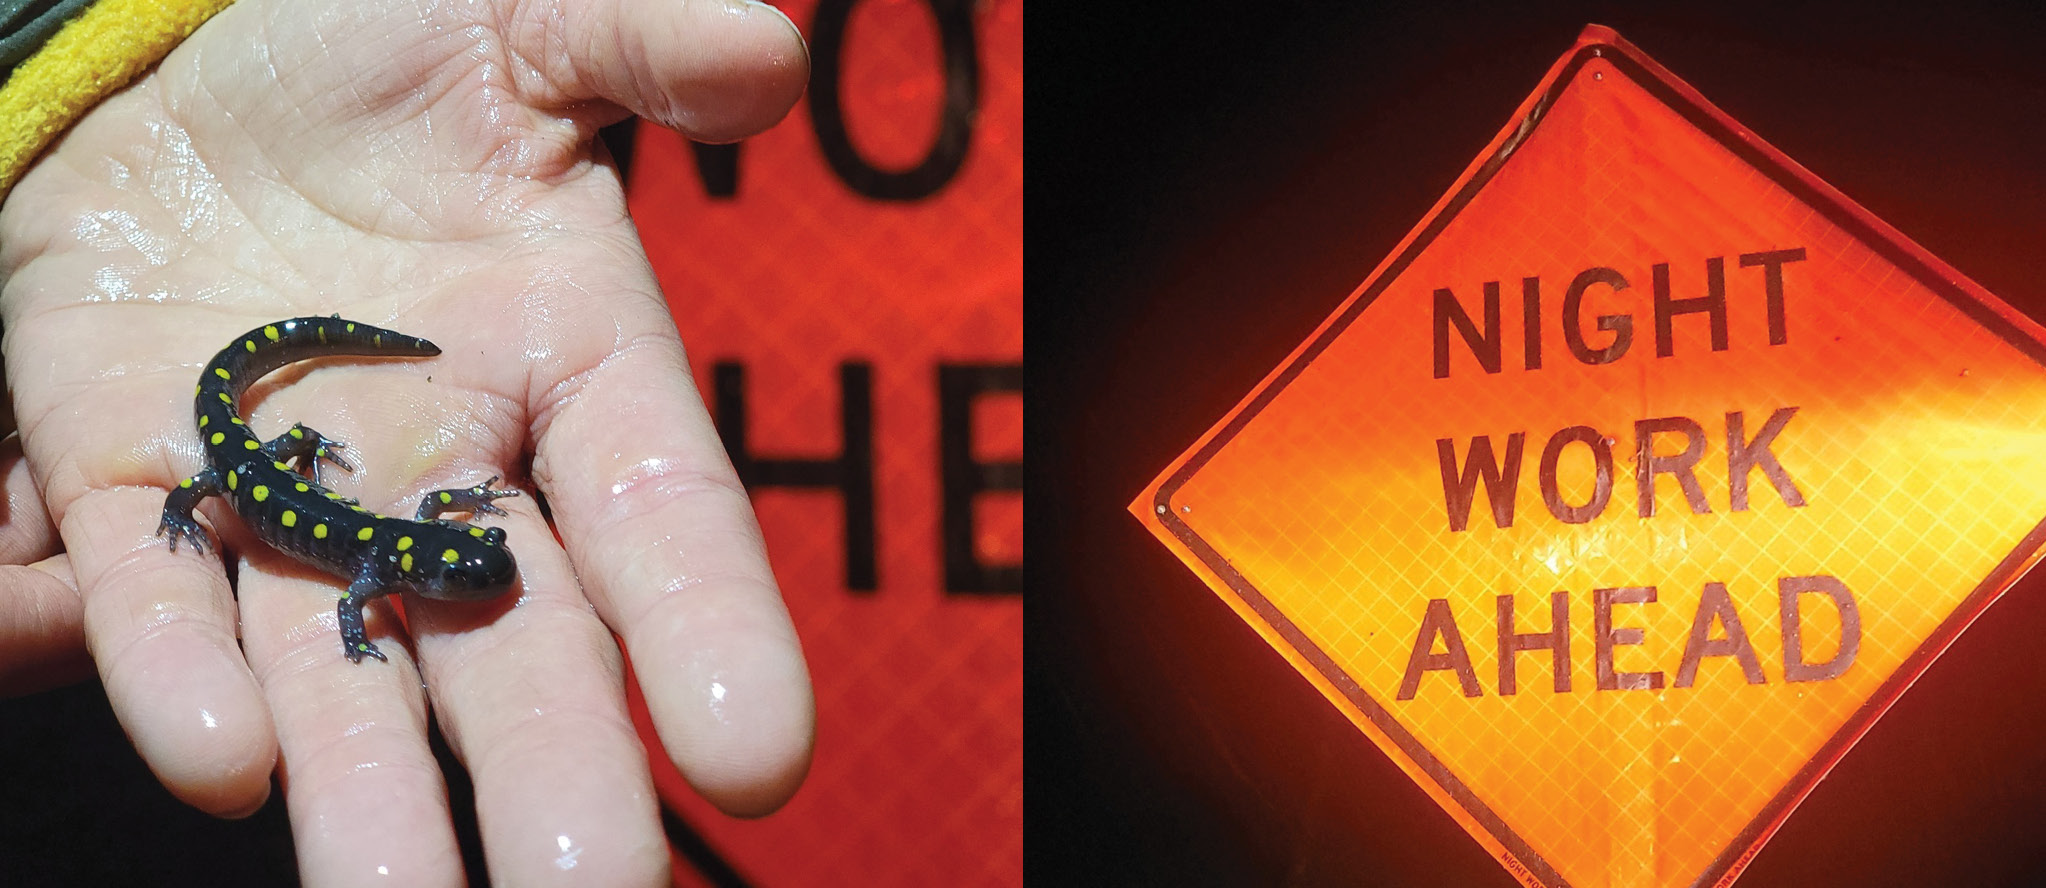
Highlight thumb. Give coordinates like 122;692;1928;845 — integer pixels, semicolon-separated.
525;0;810;143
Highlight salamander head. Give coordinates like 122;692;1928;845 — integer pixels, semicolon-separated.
416;526;517;601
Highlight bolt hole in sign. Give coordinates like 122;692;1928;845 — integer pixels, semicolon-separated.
1130;24;2046;888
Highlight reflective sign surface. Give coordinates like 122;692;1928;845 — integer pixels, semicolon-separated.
1132;25;2046;888
627;0;1021;883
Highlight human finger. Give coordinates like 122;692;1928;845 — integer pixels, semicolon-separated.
0;431;59;565
529;311;812;816
409;481;669;886
237;546;463;888
65;485;278;817
509;0;809;143
0;556;92;696
0;432;90;695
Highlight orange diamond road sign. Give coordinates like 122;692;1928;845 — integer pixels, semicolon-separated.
1131;24;2046;888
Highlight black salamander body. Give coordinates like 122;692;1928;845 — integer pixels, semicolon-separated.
158;317;518;663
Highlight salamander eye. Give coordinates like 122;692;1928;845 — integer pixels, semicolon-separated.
483;528;506;546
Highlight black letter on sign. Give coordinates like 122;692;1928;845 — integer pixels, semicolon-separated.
689;142;740;199
1562;267;1633;365
715;362;878;591
1539;426;1613;524
1740;248;1808;346
1653;257;1729;357
1595;587;1664;691
1635;416;1711;518
1497;592;1570;695
1781;575;1860;682
1727;407;1806;511
1674;582;1765;688
1397;598;1482;700
1432;284;1501;378
1521;277;1543;371
1437;433;1524;532
599;104;739;199
940;364;1023;594
598;119;642;188
811;0;978;200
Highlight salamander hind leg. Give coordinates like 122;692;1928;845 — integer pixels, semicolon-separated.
415;475;520;521
158;468;224;555
339;574;391;664
263;423;353;486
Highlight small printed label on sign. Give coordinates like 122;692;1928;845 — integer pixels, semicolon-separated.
1133;24;2046;888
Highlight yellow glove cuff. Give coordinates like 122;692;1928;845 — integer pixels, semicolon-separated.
0;0;235;198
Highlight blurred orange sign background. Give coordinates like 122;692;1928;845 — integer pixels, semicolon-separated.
623;0;1021;884
1134;25;2046;888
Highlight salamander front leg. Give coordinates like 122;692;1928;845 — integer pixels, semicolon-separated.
415;475;520;521
263;423;353;486
157;467;224;555
338;574;390;664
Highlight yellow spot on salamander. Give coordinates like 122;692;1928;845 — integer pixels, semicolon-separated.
272;461;288;471
195;383;201;395
296;482;309;492
252;485;268;502
357;642;369;651
357;526;374;541
218;393;232;404
317;326;327;344
346;323;356;333
373;334;383;346
264;325;280;341
468;526;486;538
230;417;244;425
199;415;209;428
214;368;230;380
441;548;459;564
314;523;328;539
400;552;414;572
397;536;413;551
290;427;304;439
281;510;297;528
439;491;453;504
245;340;257;353
209;432;225;445
243;439;260;450
227;472;238;491
179;477;193;489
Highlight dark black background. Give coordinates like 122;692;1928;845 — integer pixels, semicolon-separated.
1032;2;2046;885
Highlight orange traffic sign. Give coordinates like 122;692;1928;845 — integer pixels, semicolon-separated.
1131;24;2046;888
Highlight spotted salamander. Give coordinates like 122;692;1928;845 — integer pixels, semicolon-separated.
157;317;519;663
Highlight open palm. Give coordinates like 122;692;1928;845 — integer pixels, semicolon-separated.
0;0;813;883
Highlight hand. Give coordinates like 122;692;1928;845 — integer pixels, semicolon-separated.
0;0;814;883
